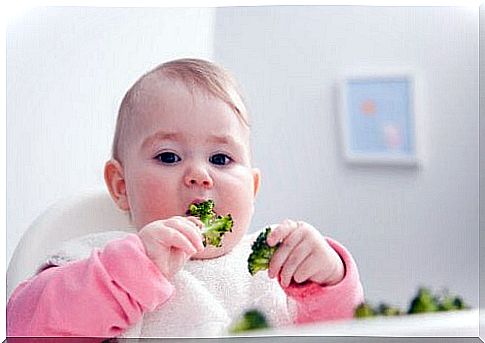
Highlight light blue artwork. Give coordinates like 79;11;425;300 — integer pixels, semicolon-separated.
345;77;415;158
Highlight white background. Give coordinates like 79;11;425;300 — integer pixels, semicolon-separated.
6;5;479;311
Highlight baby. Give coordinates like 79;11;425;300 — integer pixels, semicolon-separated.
7;59;364;339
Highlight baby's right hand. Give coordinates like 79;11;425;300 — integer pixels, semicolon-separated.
138;216;205;280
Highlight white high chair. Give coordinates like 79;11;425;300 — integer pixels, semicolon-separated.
7;189;135;299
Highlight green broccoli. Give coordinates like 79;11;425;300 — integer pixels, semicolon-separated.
355;287;469;320
355;302;402;319
229;309;270;333
407;287;439;314
452;296;467;310
247;227;280;275
435;289;469;311
354;302;376;318
438;296;457;311
187;200;233;247
376;303;402;316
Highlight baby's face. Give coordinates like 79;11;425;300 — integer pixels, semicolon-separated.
120;79;260;259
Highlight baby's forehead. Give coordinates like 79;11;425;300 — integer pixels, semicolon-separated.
132;74;216;113
127;76;251;141
134;69;247;119
130;74;246;128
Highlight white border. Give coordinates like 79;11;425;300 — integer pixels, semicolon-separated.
337;69;420;167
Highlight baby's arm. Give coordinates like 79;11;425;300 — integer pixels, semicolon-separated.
281;237;364;323
7;234;174;338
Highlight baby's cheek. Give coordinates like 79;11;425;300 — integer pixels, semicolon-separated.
224;170;255;201
130;177;179;226
226;190;254;234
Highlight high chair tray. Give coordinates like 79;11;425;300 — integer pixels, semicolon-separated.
246;309;480;337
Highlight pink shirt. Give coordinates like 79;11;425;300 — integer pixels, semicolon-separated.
7;234;364;339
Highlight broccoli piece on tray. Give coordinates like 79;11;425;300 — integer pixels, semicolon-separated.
376;303;402;316
354;302;402;318
229;309;270;333
355;287;469;319
354;302;376;318
435;289;469;312
247;227;280;275
187;200;233;247
408;287;439;314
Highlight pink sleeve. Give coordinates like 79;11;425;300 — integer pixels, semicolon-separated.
281;237;364;324
7;234;174;338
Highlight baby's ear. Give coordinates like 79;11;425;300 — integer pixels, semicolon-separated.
252;168;261;197
104;159;130;211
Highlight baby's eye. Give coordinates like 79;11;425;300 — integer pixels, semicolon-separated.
155;152;181;164
209;153;232;166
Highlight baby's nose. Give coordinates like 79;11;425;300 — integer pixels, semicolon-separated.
184;167;214;188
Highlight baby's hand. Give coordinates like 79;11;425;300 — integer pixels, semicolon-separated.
138;216;205;280
266;219;345;288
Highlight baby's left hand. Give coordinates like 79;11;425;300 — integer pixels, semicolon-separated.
267;219;345;288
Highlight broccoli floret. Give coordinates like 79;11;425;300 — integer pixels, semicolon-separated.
451;296;467;310
438;296;458;311
376;303;402;316
354;302;376;318
435;289;469;311
247;227;279;275
229;309;270;333
356;288;469;320
355;302;402;318
407;287;439;314
187;200;233;247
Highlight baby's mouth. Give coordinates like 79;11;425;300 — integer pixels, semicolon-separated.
185;199;233;249
185;198;209;215
191;198;207;206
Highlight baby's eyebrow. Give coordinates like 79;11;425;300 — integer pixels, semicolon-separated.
141;131;182;150
141;131;248;154
207;134;248;151
207;134;237;145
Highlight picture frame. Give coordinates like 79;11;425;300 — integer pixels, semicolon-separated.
338;71;419;166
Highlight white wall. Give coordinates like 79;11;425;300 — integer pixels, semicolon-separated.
214;6;479;308
7;7;215;264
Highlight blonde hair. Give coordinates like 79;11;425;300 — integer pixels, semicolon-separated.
112;58;250;161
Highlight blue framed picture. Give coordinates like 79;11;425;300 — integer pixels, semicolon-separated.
339;73;418;166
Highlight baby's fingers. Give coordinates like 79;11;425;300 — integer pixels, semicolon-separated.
165;217;204;252
268;227;305;279
186;216;205;231
292;254;321;284
279;240;312;287
267;219;298;247
159;227;198;255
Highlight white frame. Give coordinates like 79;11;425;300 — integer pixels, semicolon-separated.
337;70;419;167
